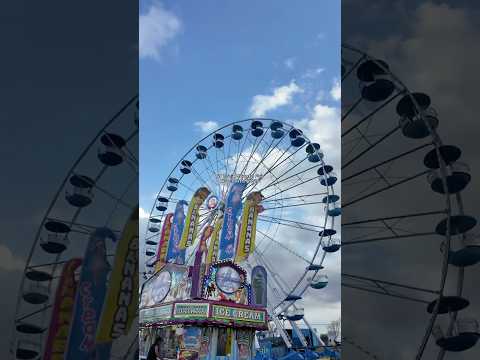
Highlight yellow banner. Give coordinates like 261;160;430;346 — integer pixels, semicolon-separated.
179;187;211;249
95;207;138;343
206;215;223;265
155;213;173;271
235;192;263;263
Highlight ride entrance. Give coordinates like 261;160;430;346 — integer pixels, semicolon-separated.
140;119;341;360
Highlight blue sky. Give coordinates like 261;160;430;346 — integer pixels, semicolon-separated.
140;0;340;208
139;0;341;328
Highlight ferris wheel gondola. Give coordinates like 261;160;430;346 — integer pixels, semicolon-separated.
141;118;340;358
11;96;139;360
341;44;479;358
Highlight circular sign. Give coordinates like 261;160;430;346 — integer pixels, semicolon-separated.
151;270;172;304
215;266;242;294
206;195;219;210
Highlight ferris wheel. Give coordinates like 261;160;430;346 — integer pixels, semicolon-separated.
143;118;341;348
341;44;479;359
11;96;139;360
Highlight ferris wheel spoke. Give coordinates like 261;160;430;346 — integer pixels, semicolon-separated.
342;142;432;183
16;304;52;323
261;175;318;201
342;91;404;137
341;96;363;122
342;231;438;246
255;230;310;264
238;131;266;179
342;209;447;226
101;129;139;173
341;53;366;82
83;179;136;210
343;273;440;295
343;169;430;208
258;215;325;232
255;141;306;186
255;162;315;197
262;192;329;203
342;283;431;305
252;131;287;177
262;200;328;211
203;153;224;196
342;125;401;170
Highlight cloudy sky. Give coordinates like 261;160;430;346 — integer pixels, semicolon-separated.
342;1;480;359
139;0;341;334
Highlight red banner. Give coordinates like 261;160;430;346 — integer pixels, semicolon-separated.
155;213;174;270
43;258;82;360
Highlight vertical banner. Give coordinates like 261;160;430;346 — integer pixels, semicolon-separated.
95;207;139;347
166;200;188;264
43;258;82;360
155;213;173;271
65;228;115;359
236;330;252;360
207;215;223;266
191;225;214;298
235;192;263;263
179;187;211;249
251;265;268;307
218;181;247;260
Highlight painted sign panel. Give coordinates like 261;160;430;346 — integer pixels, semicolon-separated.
212;305;266;323
96;207;138;343
218;181;247;260
206;215;223;265
65;228;114;359
173;302;210;319
235;192;263;263
183;327;202;350
179;187;210;249
166;200;188;264
251;265;268;307
155;213;173;270
139;304;173;324
43;258;82;360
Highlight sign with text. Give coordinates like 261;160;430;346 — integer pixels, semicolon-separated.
140;304;173;324
173;303;210;319
212;305;266;323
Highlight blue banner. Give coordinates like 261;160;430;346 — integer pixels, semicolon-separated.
166;200;188;264
219;181;247;260
65;228;115;359
251;265;268;307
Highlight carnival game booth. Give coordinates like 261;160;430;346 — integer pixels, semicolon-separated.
139;261;268;360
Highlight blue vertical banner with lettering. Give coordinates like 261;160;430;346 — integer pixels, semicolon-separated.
166;200;188;264
219;181;247;260
65;228;115;359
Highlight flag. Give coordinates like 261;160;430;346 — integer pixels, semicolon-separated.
155;213;173;271
65;228;115;359
218;181;247;260
235;192;263;263
95;207;138;345
206;215;223;266
179;187;210;249
165;200;188;264
43;258;82;360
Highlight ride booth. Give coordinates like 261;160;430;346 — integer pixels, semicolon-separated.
139;261;268;360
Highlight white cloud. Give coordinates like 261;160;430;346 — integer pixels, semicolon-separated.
295;103;341;165
303;67;325;79
0;245;24;271
139;1;182;60
330;78;341;101
249;81;303;117
139;207;149;219
284;57;296;70
194;120;219;133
